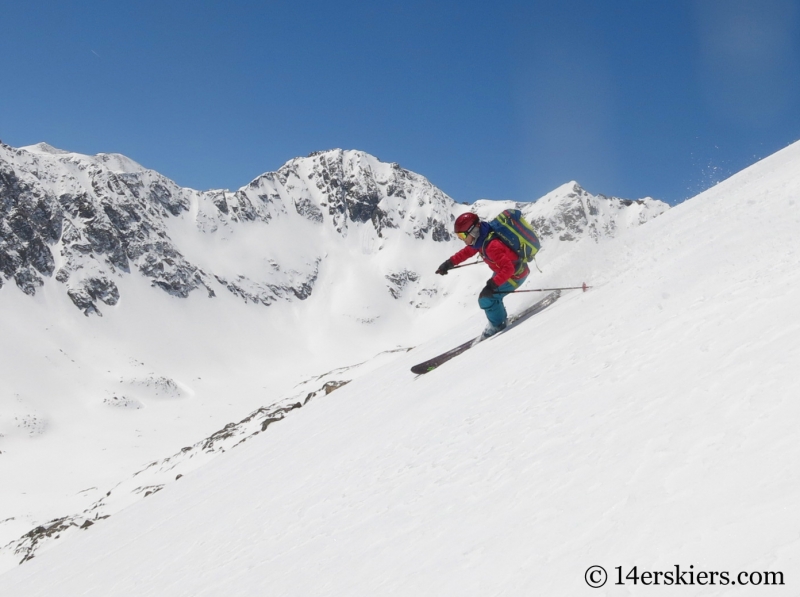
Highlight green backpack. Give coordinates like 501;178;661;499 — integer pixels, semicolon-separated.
487;209;541;264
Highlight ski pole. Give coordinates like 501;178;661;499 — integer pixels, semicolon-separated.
499;282;591;294
450;260;483;270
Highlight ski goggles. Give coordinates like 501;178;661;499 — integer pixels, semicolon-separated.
456;224;478;240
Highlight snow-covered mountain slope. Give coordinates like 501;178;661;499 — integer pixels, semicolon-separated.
0;139;797;595
0;141;666;568
0;347;411;568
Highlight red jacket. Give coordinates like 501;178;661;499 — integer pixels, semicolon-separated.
450;237;529;287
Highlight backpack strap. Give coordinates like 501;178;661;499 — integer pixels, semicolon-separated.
477;230;495;258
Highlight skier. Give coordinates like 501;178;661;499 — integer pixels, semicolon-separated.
435;212;530;338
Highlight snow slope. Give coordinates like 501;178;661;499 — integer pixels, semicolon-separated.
0;142;665;555
0;141;797;594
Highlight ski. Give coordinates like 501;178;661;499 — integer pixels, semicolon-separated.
410;290;561;375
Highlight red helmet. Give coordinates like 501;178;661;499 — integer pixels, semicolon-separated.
454;212;480;236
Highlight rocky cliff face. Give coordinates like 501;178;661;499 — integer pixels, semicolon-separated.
263;150;454;241
0;142;668;315
0;143;217;314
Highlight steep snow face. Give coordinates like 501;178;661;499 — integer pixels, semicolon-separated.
0;141;667;567
0;347;411;569
0;140;797;596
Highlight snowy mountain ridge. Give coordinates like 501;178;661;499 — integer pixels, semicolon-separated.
1;141;667;315
1;144;454;315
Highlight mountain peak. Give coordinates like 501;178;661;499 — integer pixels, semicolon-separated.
21;142;70;155
558;180;584;194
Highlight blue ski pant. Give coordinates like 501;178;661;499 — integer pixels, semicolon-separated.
478;274;528;327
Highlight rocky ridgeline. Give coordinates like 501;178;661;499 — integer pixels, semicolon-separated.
0;143;458;314
0;142;669;315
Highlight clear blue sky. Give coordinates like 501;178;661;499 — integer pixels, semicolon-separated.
2;0;799;205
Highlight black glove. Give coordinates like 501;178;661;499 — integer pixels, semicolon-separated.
435;259;454;276
479;279;499;299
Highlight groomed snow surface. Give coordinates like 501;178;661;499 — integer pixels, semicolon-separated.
2;141;800;595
